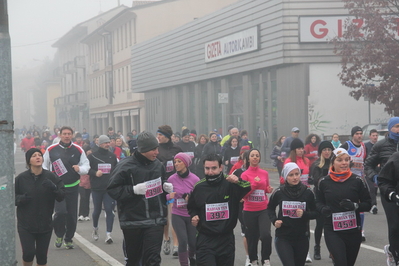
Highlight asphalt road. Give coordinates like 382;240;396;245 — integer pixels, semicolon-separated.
14;149;388;265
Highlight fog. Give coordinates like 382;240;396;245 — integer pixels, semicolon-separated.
9;0;132;69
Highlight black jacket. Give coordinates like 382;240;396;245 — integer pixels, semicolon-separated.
365;136;399;181
88;147;118;191
107;151;167;229
202;141;221;158
378;152;399;201
309;158;331;189
187;173;251;236
316;173;371;233
157;141;183;178
15;169;65;233
267;185;317;239
223;146;241;173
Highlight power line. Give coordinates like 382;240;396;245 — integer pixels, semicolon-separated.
12;38;60;48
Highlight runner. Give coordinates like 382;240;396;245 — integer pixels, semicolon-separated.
241;149;273;266
187;154;251;266
267;162;318;266
167;153;200;266
316;148;371;266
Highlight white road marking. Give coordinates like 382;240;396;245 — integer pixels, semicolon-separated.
74;232;124;266
309;230;384;254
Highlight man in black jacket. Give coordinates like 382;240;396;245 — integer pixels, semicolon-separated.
187;154;251;266
107;131;173;266
88;135;118;244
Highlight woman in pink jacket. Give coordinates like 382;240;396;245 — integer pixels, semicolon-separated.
241;149;273;266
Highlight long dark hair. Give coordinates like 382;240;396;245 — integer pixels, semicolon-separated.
245;148;261;169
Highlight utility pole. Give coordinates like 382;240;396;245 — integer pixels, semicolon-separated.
0;0;17;265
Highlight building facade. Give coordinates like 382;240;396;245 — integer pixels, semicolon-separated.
130;0;390;157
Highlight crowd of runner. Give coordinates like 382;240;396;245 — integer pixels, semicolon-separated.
14;118;399;266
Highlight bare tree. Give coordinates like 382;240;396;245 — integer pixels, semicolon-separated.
333;0;399;116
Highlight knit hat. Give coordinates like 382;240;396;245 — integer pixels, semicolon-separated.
157;125;173;140
351;126;363;137
25;148;43;165
318;140;334;155
98;135;110;145
333;148;349;158
281;162;300;180
290;138;304;151
174;152;192;168
240;145;250;154
137;131;159;153
182;129;190;137
388;117;399;131
228;125;235;132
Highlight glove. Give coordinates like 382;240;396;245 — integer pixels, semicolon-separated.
339;199;359;211
42;179;57;191
182;193;190;201
133;183;147;195
163;182;173;194
321;206;332;217
20;193;32;204
389;192;399;206
308;176;314;185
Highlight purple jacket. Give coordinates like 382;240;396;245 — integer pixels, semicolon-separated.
167;171;200;217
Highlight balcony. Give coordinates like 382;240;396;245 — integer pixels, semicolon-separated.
74;56;86;68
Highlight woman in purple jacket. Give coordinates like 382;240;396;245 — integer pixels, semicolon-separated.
167;153;200;266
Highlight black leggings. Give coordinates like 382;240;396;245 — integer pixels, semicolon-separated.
314;215;324;246
275;236;309;266
243;209;272;262
324;228;361;266
172;214;196;265
381;195;399;262
18;228;52;265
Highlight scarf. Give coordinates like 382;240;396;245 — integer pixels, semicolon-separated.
205;171;224;186
281;182;307;199
329;167;352;182
177;169;190;178
389;132;399;143
331;140;341;149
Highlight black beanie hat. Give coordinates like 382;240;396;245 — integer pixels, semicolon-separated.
318;140;334;156
182;129;190;137
351;126;363;137
137;131;159;153
25;148;43;165
290;138;304;151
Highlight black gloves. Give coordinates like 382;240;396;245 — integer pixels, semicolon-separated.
20;193;32;204
389;192;399;206
42;179;57;191
321;206;332;217
339;199;359;211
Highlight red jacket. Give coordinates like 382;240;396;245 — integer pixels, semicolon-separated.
304;143;319;166
20;137;35;152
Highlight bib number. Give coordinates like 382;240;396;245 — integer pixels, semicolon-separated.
206;202;229;221
332;211;357;231
282;201;306;218
248;189;266;202
145;177;163;199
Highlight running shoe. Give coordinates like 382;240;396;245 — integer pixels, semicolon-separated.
262;260;271;266
362;231;366;242
84;216;91;221
64;241;74;249
54;237;63;248
306;252;312;263
172;246;178;257
105;232;113;244
163;239;171;255
92;227;99;241
370;205;378;214
245;257;251;266
314;245;321;260
384;245;396;266
250;260;258;266
78;215;84;221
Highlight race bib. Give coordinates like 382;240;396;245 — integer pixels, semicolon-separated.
52;159;68;177
185;152;194;159
282;201;306;218
300;174;309;186
230;156;239;165
206;202;229;221
98;163;111;174
145;177;163;199
248;189;266;202
332;211;357;231
166;160;174;172
176;198;187;209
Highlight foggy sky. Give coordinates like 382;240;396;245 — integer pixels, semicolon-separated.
8;0;133;69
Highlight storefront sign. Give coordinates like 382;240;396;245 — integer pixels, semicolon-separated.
205;27;258;62
300;15;399;43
